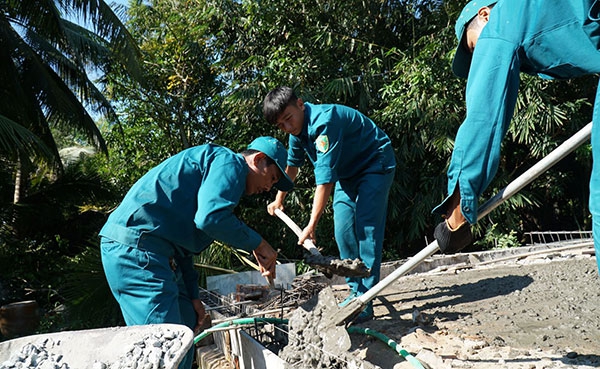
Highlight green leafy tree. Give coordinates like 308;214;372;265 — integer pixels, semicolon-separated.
0;0;141;203
101;0;227;194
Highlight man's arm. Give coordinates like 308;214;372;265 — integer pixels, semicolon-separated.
298;182;334;245
267;166;299;215
195;159;262;251
253;238;278;282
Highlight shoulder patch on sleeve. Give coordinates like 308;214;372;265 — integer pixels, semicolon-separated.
315;135;329;153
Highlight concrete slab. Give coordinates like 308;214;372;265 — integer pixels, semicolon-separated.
238;330;286;369
198;241;597;369
312;241;594;286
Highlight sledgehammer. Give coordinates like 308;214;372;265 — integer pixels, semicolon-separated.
274;208;370;278
331;122;592;327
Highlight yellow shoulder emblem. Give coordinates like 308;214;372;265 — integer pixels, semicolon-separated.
316;135;329;153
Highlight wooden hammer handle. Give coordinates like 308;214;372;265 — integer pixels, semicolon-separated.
274;209;321;256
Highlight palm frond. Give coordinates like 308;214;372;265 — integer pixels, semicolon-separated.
5;0;65;44
1;0;144;166
28;20;120;123
0;115;54;158
11;31;108;153
62;0;143;81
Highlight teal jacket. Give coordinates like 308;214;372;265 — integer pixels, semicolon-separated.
436;0;600;223
287;102;396;185
100;144;262;254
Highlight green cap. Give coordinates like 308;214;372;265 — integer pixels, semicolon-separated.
452;1;496;78
247;136;294;192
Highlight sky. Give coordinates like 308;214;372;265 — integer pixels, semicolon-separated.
108;0;129;7
107;0;130;17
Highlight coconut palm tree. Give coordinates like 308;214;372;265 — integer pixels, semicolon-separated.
0;0;142;202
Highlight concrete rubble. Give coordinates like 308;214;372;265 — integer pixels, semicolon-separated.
305;255;370;278
0;325;193;369
279;287;377;369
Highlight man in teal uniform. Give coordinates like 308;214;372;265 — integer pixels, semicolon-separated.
263;86;396;322
433;0;600;267
99;136;293;369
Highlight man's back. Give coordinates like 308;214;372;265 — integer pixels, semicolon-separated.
477;0;600;78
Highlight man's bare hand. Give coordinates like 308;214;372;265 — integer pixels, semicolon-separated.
191;299;209;335
298;224;316;246
253;239;278;282
267;200;284;216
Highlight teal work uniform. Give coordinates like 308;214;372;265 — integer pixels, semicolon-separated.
433;0;600;270
288;102;396;295
100;144;263;369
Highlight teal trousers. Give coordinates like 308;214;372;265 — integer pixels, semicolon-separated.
100;237;197;369
333;168;395;295
590;83;600;274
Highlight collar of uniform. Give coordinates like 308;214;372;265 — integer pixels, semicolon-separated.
297;102;311;139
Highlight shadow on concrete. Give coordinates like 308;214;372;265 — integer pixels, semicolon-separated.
560;353;600;367
372;274;534;324
441;354;600;367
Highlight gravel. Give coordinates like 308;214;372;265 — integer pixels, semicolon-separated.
0;326;190;369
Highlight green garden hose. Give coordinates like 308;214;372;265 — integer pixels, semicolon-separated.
194;317;425;369
347;326;426;369
193;317;287;344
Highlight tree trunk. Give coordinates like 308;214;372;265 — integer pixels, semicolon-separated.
13;155;22;204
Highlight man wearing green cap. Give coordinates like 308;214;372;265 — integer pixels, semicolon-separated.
432;0;600;261
99;136;293;369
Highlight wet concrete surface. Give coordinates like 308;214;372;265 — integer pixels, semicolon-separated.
305;255;370;278
333;244;600;368
279;287;378;368
269;242;600;368
8;244;596;369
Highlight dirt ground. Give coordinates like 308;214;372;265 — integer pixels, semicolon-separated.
332;242;600;369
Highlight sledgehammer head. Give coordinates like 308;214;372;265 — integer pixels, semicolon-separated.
328;298;366;327
305;254;370;278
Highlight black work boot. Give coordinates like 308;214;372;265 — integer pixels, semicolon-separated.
434;219;472;253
